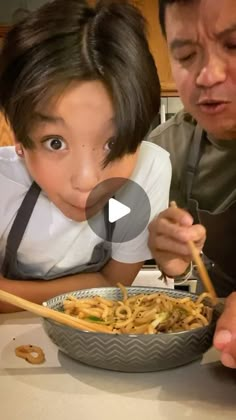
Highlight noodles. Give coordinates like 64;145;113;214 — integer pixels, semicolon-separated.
62;283;214;334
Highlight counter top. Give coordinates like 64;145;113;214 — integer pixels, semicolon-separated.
0;311;235;420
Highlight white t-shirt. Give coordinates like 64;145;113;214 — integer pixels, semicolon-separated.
0;141;171;278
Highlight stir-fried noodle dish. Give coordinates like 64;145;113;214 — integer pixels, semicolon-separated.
63;283;213;334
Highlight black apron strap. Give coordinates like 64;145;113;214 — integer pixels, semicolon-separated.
2;182;41;275
182;124;236;295
104;201;116;242
185;124;205;200
2;181;114;279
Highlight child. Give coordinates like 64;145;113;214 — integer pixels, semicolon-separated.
0;0;171;312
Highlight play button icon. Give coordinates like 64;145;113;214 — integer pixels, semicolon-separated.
86;177;151;243
108;198;131;223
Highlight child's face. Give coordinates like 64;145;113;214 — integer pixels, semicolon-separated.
21;80;139;221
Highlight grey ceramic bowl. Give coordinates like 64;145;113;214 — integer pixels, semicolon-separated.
42;287;222;373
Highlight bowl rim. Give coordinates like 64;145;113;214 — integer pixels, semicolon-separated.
42;285;220;338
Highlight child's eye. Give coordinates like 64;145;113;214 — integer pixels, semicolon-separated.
104;138;116;152
43;137;67;151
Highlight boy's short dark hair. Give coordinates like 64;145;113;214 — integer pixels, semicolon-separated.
0;0;161;165
159;0;189;37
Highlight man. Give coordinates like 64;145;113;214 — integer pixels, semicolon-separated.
148;0;236;368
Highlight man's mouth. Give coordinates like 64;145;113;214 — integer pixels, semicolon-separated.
197;99;230;114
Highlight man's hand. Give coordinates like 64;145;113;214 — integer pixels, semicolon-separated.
148;207;206;277
214;292;236;368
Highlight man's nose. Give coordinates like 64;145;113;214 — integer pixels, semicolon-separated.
196;52;227;88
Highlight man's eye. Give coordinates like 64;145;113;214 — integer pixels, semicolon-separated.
104;138;116;152
178;52;196;62
44;137;66;151
226;43;236;50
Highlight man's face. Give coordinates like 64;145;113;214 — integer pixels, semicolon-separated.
165;0;236;139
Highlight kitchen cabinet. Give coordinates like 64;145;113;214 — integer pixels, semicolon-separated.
0;27;13;146
0;21;11;144
132;0;177;95
0;112;14;146
0;25;8;46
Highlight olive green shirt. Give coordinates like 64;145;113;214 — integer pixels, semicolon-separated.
149;110;236;213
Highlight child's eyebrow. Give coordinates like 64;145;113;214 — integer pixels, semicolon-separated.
33;112;64;124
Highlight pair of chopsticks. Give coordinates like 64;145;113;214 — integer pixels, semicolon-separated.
170;201;217;301
0;289;110;332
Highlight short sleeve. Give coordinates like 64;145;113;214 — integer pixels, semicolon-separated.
111;143;171;263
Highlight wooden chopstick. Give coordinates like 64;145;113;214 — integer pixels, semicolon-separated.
0;289;112;333
170;201;217;301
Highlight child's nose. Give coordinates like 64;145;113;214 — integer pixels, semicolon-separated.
70;156;100;193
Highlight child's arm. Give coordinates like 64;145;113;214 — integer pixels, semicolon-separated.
0;259;143;313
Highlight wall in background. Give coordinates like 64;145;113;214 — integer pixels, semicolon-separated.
158;97;183;124
0;0;51;24
161;97;183;115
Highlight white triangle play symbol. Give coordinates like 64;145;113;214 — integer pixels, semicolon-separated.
108;198;131;223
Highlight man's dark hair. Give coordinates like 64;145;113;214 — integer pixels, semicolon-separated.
0;0;161;165
159;0;189;37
